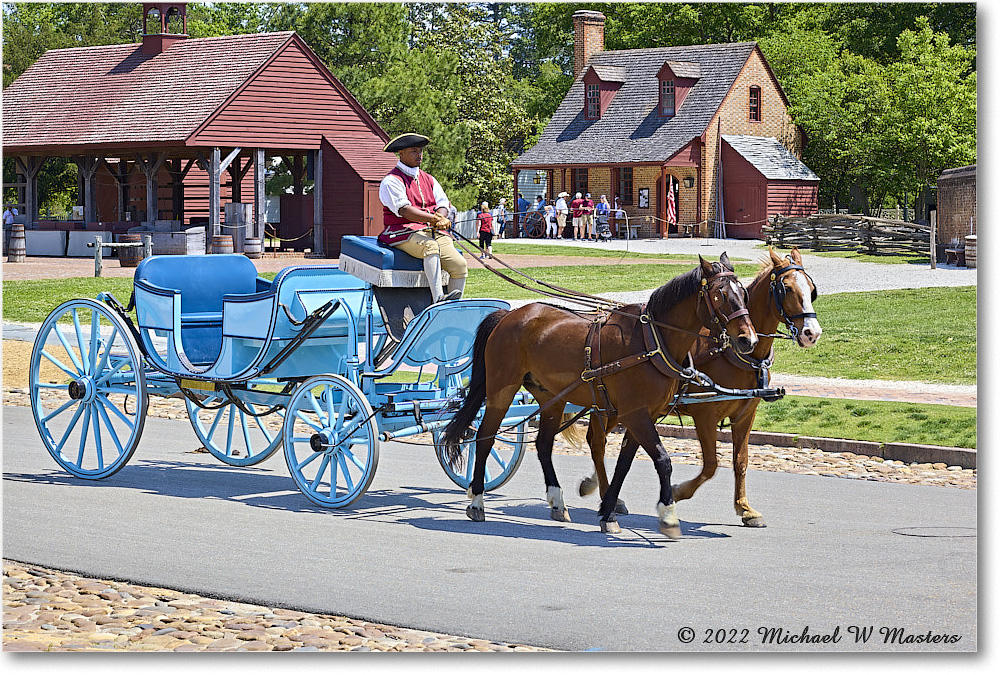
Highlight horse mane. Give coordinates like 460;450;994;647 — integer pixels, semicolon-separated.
646;265;705;319
751;254;779;287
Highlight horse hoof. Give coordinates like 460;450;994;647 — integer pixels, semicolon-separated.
660;522;682;539
550;508;572;522
466;506;485;522
614;498;628;515
579;476;597;497
743;516;767;528
600;519;621;534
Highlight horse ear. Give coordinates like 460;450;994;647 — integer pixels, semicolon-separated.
769;248;784;265
790;247;803;264
699;255;714;276
719;251;733;271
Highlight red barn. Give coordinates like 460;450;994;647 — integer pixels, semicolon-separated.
2;2;396;257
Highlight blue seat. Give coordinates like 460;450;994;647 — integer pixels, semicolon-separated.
340;235;423;272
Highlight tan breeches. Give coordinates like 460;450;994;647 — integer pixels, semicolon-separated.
393;229;468;278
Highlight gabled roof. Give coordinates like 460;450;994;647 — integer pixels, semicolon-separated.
664;61;701;79
513;42;757;167
723;135;819;181
588;65;627;82
2;31;297;150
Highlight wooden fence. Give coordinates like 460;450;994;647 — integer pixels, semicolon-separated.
763;214;930;256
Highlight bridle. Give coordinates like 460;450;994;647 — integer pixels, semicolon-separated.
769;262;818;339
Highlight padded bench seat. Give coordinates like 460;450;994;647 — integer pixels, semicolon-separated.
339;235;449;288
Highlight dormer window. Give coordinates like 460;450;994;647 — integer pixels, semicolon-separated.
656;61;699;119
582;64;625;120
587;83;601;118
749;86;761;122
660;79;675;116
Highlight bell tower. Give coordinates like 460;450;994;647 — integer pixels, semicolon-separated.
142;2;189;55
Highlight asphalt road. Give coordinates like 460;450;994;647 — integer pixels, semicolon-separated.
3;406;976;652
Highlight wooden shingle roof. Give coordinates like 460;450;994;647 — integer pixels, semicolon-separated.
723;135;819;181
513;42;758;167
3;31;297;151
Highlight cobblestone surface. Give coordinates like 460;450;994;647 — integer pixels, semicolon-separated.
2;560;551;652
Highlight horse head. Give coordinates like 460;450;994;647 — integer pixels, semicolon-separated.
768;247;822;347
698;253;758;355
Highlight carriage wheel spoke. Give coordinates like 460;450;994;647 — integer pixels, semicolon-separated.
54;404;86;450
91;404;105;470
95;355;129;386
72;309;90;376
94;398;126;456
338;454;355;492
53;325;84;375
225;405;236;457
89;310;101;375
310;455;330;492
329;457;339;498
293;408;323;433
239;408;253;453
94;326;118;378
97;393;135;429
76;405;92;466
295;449;323;471
308;393;327;426
40;398;79;424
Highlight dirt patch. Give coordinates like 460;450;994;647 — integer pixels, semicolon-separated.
3;339;75;390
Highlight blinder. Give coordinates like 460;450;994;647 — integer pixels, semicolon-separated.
770;262;818;327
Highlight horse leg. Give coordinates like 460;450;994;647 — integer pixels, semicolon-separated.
622;412;682;539
731;409;765;527
672;408;720;503
467;385;520;522
596;432;640;534
579;416;628;514
536;408;572;522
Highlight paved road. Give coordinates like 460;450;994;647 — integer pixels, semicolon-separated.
3;406;976;651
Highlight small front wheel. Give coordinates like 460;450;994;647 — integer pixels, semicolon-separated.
433;421;526;491
186;381;285;467
283;375;379;508
29;298;147;479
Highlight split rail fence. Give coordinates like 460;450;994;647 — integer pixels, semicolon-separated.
763;214;930;256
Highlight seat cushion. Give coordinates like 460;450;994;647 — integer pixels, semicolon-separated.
340;235;423;272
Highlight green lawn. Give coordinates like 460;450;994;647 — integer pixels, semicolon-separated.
750;395;976;449
772;286;976;385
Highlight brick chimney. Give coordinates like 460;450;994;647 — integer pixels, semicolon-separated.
573;10;606;79
142;2;189;55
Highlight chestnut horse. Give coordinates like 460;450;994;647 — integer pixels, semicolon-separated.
440;254;758;537
579;247;822;526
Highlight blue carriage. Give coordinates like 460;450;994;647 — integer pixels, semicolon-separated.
28;236;536;507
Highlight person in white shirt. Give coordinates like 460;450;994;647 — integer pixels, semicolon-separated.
378;133;467;303
492;199;507;239
554;192;569;239
3;204;17;225
544;203;557;238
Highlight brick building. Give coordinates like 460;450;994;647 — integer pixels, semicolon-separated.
936;165;976;251
512;10;818;239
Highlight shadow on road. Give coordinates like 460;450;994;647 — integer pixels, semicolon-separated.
4;459;732;547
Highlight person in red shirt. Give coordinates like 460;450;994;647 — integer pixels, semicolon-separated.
378;133;467;302
582;192;596;240
570;192;585;240
477;202;495;259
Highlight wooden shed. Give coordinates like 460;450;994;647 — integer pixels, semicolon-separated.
936;165;976;250
2;2;396;257
720;135;819;239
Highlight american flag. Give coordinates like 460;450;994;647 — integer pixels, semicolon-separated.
667;179;677;227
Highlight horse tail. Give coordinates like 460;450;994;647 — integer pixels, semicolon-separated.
440;308;510;470
558;414;587;450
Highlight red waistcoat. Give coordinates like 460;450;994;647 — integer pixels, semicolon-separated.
379;167;439;245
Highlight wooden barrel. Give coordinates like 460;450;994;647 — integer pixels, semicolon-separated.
7;223;25;263
210;234;234;254
243;237;262;259
965;234;976;269
118;233;144;267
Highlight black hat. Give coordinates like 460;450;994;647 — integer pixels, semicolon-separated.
384;133;430;153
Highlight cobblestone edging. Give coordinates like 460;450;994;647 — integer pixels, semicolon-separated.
3;560;552;652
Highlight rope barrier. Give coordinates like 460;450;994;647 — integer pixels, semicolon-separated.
263;225;314;243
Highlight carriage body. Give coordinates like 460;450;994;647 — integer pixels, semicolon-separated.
28;237;537;507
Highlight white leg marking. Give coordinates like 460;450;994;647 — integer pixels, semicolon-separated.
657;501;679;527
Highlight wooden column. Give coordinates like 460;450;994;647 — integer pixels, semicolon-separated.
254;148;266;241
14;156;44;224
135;152;165;225
74;156;100;223
208;147;221;239
312;147;323;255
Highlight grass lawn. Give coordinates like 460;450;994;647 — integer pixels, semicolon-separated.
772;286;976;385
748;395;976;449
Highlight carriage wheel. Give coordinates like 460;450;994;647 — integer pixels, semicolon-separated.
433;421;526;491
283;374;379;508
29;298;147;479
523;211;545;239
186;382;285;467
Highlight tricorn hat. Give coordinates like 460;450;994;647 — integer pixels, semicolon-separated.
384;133;431;153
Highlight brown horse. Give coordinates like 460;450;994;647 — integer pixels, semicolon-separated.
579;247;822;527
440;254;758;537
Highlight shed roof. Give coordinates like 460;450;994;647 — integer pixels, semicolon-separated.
722;135;819;181
513;42;758;167
937;165;976;183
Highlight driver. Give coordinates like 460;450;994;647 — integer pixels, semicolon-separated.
378;133;467;303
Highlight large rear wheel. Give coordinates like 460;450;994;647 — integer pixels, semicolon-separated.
29;299;147;479
433;421;526;491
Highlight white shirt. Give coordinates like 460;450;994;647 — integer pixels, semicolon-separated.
555;198;568;215
3;208;16;225
379;161;450;217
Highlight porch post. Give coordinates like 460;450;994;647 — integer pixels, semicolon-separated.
254;148;266;241
209;146;221;240
312;146;323;255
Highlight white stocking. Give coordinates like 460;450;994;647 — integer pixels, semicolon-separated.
423;253;443;302
446;275;466;298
